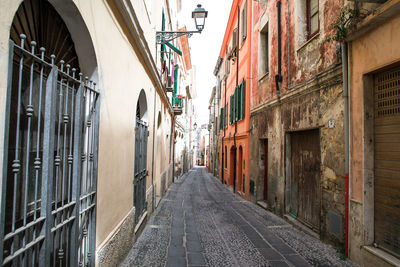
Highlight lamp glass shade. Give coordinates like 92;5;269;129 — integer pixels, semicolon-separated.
192;4;208;31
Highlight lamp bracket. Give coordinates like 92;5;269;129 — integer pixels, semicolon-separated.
156;30;201;44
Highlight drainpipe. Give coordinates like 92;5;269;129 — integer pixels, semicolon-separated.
342;42;349;258
172;117;176;182
151;88;156;210
275;0;283;94
287;0;291;88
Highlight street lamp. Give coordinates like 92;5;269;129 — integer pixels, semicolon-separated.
192;4;208;31
156;4;208;44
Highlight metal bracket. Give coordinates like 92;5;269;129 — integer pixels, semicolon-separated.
156;30;201;44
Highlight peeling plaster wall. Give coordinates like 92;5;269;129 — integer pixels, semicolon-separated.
250;0;346;246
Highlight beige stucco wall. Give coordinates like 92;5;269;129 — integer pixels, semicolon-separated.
0;0;174;254
0;0;22;217
349;10;400;266
350;13;400;201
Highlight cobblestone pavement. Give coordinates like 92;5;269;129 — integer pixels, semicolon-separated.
120;167;357;267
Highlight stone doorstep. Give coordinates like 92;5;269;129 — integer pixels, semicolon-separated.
283;214;320;240
155;196;161;207
257;201;268;210
363;246;400;267
134;211;148;234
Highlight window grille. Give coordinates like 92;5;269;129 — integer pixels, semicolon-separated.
0;35;100;267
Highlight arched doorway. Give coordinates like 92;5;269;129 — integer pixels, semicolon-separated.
134;90;148;222
1;1;99;266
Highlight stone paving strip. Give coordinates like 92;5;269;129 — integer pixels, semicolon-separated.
119;167;358;267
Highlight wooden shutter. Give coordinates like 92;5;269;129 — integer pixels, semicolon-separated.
230;95;233;124
225;103;228;128
236;87;239;121
237;86;241;121
220;108;224;130
242;0;247;43
374;67;400;257
232;28;238;51
241;80;246;119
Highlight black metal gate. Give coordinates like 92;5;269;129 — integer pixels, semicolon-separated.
0;36;99;266
134;119;148;222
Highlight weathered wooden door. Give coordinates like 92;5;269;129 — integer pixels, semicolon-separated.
264;139;268;201
374;67;400;257
290;130;321;231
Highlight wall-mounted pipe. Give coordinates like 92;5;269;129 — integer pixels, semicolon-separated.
275;0;283;94
342;41;349;258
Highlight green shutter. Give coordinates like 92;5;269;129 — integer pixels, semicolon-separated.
229;96;233;124
225;103;228;128
174;64;179;95
235;86;239;121
234;89;237;122
161;10;166;61
241;80;246;119
220;108;224;130
231;95;234;124
242;0;247;42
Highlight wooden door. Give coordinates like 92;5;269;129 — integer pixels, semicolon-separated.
374;67;400;257
290;130;321;231
264;139;268;201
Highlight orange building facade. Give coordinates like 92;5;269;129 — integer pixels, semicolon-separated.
219;0;252;199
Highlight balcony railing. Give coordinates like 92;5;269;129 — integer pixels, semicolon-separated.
173;95;183;115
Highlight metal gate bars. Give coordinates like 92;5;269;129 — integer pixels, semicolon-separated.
0;35;100;266
134;119;148;222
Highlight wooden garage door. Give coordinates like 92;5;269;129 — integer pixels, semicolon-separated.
374;67;400;257
290;129;321;232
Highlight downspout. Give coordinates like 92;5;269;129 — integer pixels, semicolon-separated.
275;0;283;94
287;0;291;88
233;6;240;193
342;42;349;258
151;88;156;210
172;117;176;182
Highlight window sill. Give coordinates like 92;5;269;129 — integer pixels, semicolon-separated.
363;246;400;266
297;32;320;53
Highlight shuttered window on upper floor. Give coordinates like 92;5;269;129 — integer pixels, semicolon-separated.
307;0;319;39
229;79;246;125
241;0;247;45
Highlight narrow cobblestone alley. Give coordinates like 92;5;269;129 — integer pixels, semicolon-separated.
120;167;357;267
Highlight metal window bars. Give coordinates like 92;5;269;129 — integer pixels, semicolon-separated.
0;34;100;267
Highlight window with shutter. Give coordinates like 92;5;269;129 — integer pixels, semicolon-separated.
237;86;241;121
307;0;319;39
235;87;239;121
241;79;246;120
232;28;238;52
230;95;233;124
220;108;224;130
241;0;247;45
226;102;229;127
